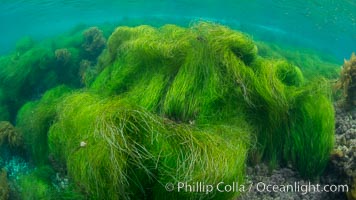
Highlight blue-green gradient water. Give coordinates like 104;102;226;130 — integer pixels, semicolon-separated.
0;0;355;60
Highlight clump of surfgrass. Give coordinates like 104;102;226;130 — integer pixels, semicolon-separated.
275;60;304;87
285;91;335;177
88;22;335;179
16;86;72;165
48;92;251;200
91;22;257;123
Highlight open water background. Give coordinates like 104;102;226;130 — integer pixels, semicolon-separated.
0;0;355;60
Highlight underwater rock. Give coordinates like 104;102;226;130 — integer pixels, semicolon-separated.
240;164;345;200
55;48;72;65
330;105;356;199
82;27;106;59
0;121;23;149
78;59;96;86
3;156;30;179
331;149;344;160
336;53;356;109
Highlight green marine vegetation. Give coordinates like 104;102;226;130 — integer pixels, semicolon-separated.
17;167;55;200
76;27;107;85
335;53;356;108
0;46;56;121
0;88;10;121
16;166;84;200
274;60;304;86
91;22;258;121
286;82;334;178
82;27;107;60
256;41;340;79
0;168;9;200
0;105;9;122
48;92;250;199
16;86;72;165
15;36;35;54
0;121;24;155
88;22;334;176
0;26;108;122
5;22;337;199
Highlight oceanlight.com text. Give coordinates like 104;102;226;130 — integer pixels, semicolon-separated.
164;181;349;195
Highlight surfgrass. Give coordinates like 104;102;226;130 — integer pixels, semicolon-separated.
88;22;334;178
9;22;336;199
16;85;72;165
48;92;251;199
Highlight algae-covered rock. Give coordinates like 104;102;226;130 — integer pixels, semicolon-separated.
55;48;72;65
0;169;9;200
0;121;23;149
336;52;356;108
82;27;106;59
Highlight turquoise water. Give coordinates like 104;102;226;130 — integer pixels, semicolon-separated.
1;0;355;60
0;1;354;200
